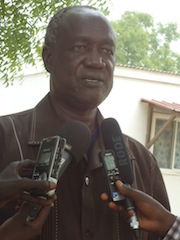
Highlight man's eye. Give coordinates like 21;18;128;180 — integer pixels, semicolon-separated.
73;46;87;52
101;48;114;56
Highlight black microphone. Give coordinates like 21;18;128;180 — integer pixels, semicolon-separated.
101;118;140;240
27;120;91;222
101;117;133;184
57;120;91;179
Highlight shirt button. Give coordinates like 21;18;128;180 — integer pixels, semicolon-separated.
85;176;90;185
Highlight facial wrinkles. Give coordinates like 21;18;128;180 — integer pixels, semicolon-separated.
51;9;116;109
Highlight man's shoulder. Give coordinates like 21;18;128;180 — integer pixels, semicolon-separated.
124;134;145;149
0;108;34;133
0;108;33;122
123;133;155;162
0;93;49;124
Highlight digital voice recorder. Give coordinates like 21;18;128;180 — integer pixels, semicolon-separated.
26;135;66;222
99;150;125;202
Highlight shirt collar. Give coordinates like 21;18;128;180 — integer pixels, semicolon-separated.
28;93;65;144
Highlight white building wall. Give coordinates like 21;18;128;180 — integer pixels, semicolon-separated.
0;71;49;115
100;66;180;145
0;65;180;216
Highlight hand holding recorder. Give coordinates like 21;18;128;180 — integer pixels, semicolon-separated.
0;160;56;240
0;159;56;209
27;120;91;222
101;180;176;238
0;202;52;240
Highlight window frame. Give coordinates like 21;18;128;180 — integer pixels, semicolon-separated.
150;112;180;174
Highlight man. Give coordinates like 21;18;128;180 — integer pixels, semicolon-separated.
101;180;179;240
0;5;170;240
0;160;56;240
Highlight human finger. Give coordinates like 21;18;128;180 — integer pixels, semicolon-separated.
17;160;35;178
101;192;109;201
20;179;56;194
101;192;126;214
22;192;56;206
26;205;52;229
0;161;21;179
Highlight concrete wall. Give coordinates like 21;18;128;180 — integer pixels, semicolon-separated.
0;71;49;115
1;65;180;215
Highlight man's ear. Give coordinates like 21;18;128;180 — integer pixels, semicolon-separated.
42;45;53;73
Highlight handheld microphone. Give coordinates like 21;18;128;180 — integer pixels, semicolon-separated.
57;120;91;179
101;118;140;240
27;120;91;222
101;118;133;184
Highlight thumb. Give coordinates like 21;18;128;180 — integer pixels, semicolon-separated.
14;202;31;221
20;178;56;193
115;180;132;196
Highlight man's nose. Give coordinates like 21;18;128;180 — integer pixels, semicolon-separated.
84;49;106;68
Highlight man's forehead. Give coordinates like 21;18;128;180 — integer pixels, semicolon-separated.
65;7;100;17
61;9;115;35
62;7;108;26
54;7;116;45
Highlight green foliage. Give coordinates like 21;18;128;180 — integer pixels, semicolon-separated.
1;5;180;85
112;11;180;74
0;0;111;85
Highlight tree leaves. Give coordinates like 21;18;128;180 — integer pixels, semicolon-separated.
0;0;111;85
112;11;180;74
1;4;179;86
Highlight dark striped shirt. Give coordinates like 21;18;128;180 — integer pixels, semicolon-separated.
163;216;180;240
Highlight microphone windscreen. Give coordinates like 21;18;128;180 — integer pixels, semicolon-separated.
101;118;133;184
59;120;91;162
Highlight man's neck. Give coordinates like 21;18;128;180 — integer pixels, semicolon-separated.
49;96;98;132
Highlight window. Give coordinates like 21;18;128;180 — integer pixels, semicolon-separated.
150;113;180;170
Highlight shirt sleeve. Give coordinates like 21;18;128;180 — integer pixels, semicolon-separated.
163;216;180;240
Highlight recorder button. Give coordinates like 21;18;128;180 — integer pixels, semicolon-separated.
85;176;90;186
38;172;48;181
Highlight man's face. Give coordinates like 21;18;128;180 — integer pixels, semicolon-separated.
45;8;116;111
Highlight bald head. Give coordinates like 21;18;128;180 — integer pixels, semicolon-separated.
44;5;116;48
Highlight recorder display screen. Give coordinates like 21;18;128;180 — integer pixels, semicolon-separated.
104;154;116;171
38;150;51;166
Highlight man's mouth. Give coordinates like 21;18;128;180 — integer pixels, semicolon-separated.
82;77;103;84
84;78;99;83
